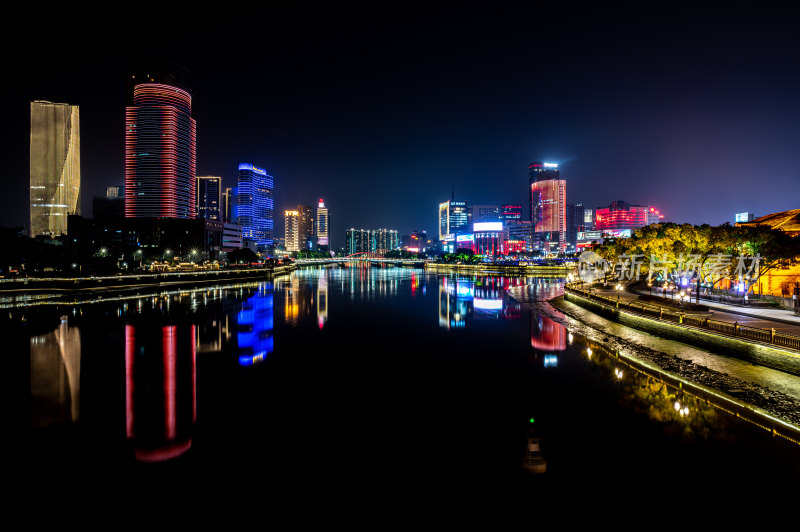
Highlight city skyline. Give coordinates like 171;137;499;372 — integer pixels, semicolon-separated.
6;7;800;244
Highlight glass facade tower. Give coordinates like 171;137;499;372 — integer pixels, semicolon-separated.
29;101;81;237
233;163;274;248
125;83;196;218
196;176;222;220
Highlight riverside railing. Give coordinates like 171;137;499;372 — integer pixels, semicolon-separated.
565;285;800;351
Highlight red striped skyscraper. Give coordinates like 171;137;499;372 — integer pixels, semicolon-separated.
125;83;196;218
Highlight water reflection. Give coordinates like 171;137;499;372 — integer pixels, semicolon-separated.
30;318;81;426
237;284;274;366
579;339;725;441
530;313;566;351
125;323;196;462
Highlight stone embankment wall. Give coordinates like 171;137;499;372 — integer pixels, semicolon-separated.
564;289;800;377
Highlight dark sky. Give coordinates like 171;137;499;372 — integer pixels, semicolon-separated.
5;6;800;249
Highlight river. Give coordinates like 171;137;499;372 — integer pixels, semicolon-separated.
11;265;800;511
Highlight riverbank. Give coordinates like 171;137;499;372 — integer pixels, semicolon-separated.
427;262;569;276
506;286;800;441
0;264;296;302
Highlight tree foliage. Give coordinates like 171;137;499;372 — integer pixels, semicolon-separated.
592;222;800;290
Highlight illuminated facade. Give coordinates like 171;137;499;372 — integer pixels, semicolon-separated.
285;210;299;252
196;176;222;220
473;222;503;256
30;101;81;237
297;204;315;250
500;204;522;223
530;162;566;253
438;200;470;241
125;83;196;218
232;163;274;247
345;228;399;255
594;200;662;231
316;199;329;250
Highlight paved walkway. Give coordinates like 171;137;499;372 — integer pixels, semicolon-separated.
586;284;800;337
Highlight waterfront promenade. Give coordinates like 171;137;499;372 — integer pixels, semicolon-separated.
591;283;800;337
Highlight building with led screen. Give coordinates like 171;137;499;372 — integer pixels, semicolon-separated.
30;101;81;236
594;200;662;231
232;163;274;248
473;222;503;256
125;83;196;218
529;162;566;253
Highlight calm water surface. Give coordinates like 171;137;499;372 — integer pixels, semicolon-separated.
12;265;800;507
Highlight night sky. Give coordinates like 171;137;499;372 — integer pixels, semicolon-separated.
5;6;800;249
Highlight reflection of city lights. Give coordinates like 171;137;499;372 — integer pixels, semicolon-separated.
543;354;558;367
474;298;502;310
586;347;592;357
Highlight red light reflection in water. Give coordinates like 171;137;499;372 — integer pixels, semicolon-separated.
530;313;566;351
125;324;196;462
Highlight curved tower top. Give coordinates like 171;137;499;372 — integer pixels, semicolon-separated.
125;83;197;219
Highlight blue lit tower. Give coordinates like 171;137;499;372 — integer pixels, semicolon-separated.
232;163;274;248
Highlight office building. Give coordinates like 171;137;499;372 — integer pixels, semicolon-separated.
500;204;522;223
297;204;315;250
594;200;663;231
473;222;503;256
316;199;329;251
504;221;534;252
125;83;196;218
285;210;299;252
197;176;222;220
345;228;399;255
566;202;591;252
529;162;567;253
221;187;232;223
439;200;470;253
471;205;499;223
232;163;274;248
30;101;81;237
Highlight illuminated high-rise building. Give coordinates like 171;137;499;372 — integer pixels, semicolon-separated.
316;199;329;251
29;101;81;237
345;228;399;255
232;163;274;248
125;83;196;218
438;200;470;253
285;210;299;252
221;187;232;223
297;204;315;250
196;176;222;221
529;162;566;253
